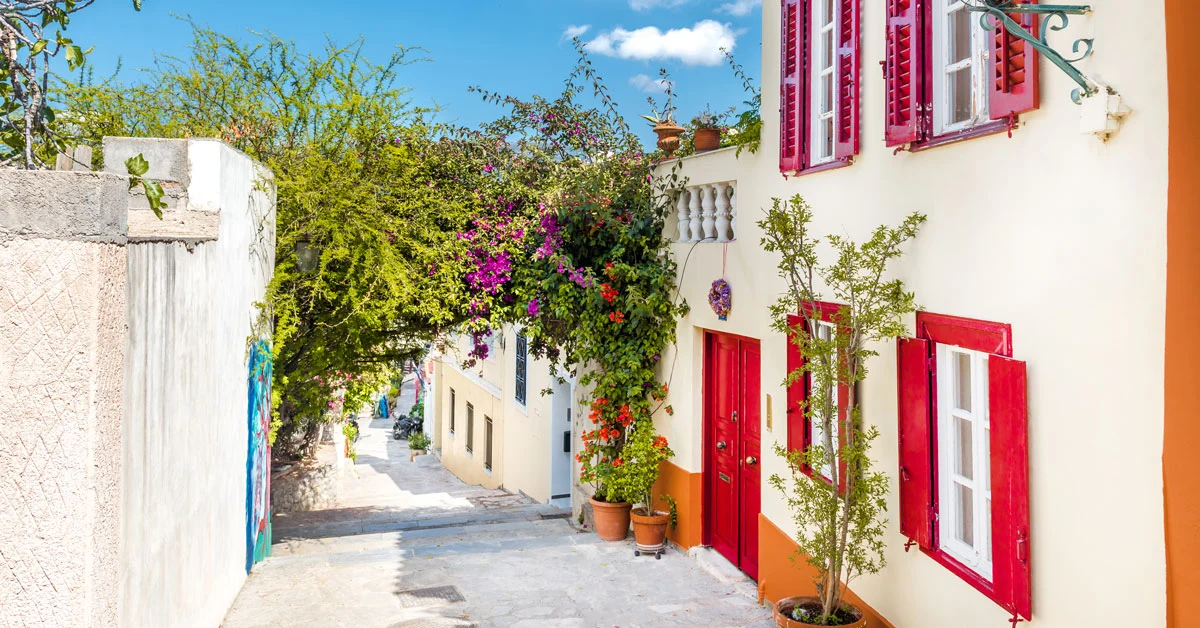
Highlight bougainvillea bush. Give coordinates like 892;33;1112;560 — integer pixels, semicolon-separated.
440;44;690;503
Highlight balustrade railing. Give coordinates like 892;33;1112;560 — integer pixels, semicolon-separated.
673;181;736;242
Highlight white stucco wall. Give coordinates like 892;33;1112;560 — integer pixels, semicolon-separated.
657;1;1168;626
0;171;129;628
120;140;275;628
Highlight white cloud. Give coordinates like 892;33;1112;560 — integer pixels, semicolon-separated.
561;24;591;41
629;73;673;94
629;0;689;10
585;20;736;66
716;0;761;17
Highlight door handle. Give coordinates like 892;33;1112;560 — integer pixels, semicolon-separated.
745;456;757;466
716;441;727;450
731;411;738;423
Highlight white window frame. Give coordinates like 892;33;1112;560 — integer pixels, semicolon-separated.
931;0;990;136
936;343;993;581
810;0;839;166
809;320;838;480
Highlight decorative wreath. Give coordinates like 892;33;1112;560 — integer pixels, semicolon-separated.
708;279;732;321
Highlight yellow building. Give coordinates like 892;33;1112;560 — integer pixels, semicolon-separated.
646;1;1200;627
428;328;575;507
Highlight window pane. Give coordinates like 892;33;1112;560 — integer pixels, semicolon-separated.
955;416;973;479
949;6;971;64
822;72;833;113
824;30;835;67
824;0;834;25
951;68;973;124
956;483;975;547
954;352;972;412
823;118;834;157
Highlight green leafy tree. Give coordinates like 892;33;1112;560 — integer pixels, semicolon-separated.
0;0;143;167
60;25;478;457
759;195;925;625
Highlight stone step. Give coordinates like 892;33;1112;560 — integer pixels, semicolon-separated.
274;502;571;542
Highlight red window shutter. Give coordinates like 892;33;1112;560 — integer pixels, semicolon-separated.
884;0;922;147
786;314;808;453
832;0;860;159
989;5;1040;120
989;355;1032;620
780;0;805;172
897;337;933;550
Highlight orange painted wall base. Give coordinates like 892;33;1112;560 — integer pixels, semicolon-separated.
758;514;895;628
652;460;703;549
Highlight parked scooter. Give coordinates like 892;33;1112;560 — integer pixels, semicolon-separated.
392;411;422;440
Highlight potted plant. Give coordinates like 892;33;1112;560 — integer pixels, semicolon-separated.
408;431;431;462
759;195;926;627
643;108;684;158
580;398;632;541
691;107;723;153
610;419;674;557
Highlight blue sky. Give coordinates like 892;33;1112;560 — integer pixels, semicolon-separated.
68;0;763;145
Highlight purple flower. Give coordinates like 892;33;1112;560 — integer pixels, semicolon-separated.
484;164;494;174
528;298;540;318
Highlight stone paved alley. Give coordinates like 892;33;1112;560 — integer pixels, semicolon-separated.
221;385;774;628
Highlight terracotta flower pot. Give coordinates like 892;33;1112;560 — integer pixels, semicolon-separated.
774;597;867;628
590;496;631;541
630;508;671;550
653;123;685;157
694;127;721;152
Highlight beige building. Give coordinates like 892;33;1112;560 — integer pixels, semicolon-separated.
428;328;575;507
648;1;1200;627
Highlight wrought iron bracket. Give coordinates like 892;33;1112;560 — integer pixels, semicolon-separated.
963;0;1100;103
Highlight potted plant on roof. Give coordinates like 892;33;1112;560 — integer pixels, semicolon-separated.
759;195;925;627
641;69;685;157
611;417;675;558
691;107;723;153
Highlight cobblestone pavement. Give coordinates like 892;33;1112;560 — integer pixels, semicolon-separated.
223;381;773;628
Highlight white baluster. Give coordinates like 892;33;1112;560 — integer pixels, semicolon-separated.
675;190;691;242
701;186;716;240
688;186;703;242
713;183;731;243
728;184;737;241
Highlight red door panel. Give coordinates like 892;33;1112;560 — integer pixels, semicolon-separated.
738;340;762;580
704;332;762;579
708;333;741;564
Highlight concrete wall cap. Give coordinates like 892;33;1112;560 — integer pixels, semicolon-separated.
0;169;129;243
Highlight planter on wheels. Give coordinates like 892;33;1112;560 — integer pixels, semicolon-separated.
589;497;631;541
774;597;867;628
653;123;686;157
630;507;670;559
694;128;721;152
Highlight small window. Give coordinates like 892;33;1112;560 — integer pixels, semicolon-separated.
514;333;528;406
484;416;494;472
466;402;474;454
809;320;839;480
449;388;456;435
932;0;989;136
810;0;838;166
936;343;992;580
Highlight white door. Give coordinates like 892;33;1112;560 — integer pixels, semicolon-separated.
549;376;574;508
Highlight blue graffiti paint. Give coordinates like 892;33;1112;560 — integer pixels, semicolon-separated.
246;340;273;572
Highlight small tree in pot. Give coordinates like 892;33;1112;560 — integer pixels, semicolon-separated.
610;417;674;557
759;195;925;626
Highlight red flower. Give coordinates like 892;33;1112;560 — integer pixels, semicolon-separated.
653;436;669;449
609;311;625;324
613;457;624;467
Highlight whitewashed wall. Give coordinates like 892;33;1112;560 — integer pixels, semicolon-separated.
657;1;1168;626
119;140;275;628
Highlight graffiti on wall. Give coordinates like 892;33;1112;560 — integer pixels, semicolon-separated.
246;340;273;572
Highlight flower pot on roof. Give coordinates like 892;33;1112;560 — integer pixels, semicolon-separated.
774;597;867;628
643;109;685;158
692;110;723;153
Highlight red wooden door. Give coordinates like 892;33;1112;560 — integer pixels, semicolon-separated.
704;332;761;578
